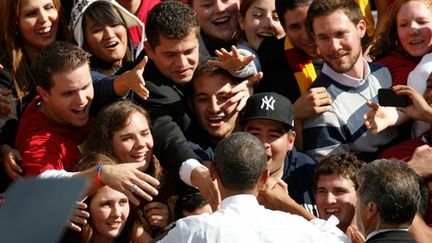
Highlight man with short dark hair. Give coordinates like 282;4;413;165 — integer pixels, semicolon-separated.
355;159;419;242
241;92;317;215
314;154;365;233
137;0;220;208
186;61;241;161
159;132;349;242
14;41;159;207
302;0;399;162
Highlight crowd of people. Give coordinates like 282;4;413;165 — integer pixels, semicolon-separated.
0;0;432;242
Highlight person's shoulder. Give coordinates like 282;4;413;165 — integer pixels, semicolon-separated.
368;61;389;73
288;149;316;165
175;213;214;232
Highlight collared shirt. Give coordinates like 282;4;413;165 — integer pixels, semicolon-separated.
159;194;349;243
321;58;371;88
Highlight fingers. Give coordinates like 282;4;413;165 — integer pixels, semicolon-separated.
131;56;149;100
136;56;148;70
3;149;23;181
136;170;160;189
206;59;223;68
143;202;170;227
207;180;221;211
365;100;378;110
248;72;263;86
135;85;150;100
70;210;89;225
128;171;159;203
242;54;255;65
67;201;89;232
67;220;83;232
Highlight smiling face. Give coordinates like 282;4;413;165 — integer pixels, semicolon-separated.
239;0;285;50
84;16;128;65
312;9;365;78
90;186;130;241
192;73;238;144
18;0;59;53
146;30;199;84
37;64;93;127
316;174;357;232
397;0;432;58
192;0;240;41
243;119;293;177
283;4;318;57
112;111;154;164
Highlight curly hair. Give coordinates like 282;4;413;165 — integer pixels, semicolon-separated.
145;0;199;49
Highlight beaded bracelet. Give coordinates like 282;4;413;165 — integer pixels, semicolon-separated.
96;164;104;187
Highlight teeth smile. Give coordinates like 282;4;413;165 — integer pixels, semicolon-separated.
213;16;229;24
258;32;274;38
36;27;51;34
208;117;223;122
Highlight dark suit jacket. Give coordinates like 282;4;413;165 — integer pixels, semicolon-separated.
136;59;200;173
366;230;416;243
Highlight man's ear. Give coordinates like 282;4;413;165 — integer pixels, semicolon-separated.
36;86;49;101
366;202;378;220
144;41;154;59
209;162;217;181
238;15;245;32
258;168;270;190
357;19;367;39
286;130;296;151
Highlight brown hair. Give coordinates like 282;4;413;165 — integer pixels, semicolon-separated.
369;0;432;61
306;0;363;34
31;41;91;91
314;154;365;191
0;0;69;100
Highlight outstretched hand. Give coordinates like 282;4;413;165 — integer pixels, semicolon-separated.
227;72;263;111
116;56;150;100
191;165;221;211
101;161;159;206
207;45;255;72
363;100;397;134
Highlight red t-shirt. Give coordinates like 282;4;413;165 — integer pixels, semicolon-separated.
15;97;91;176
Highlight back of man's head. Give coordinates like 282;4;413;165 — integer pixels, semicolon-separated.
314;154;365;190
145;0;199;49
214;132;267;192
32;41;91;91
306;0;362;34
357;159;420;226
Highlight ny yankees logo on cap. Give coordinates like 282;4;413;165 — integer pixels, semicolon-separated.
260;96;275;111
241;92;295;128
